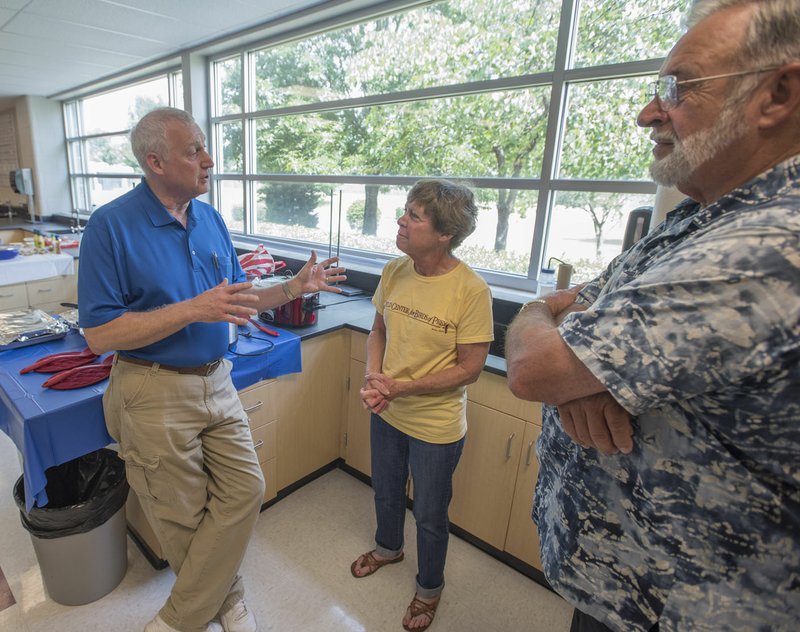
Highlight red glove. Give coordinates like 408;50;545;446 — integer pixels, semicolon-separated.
42;356;114;390
20;347;99;374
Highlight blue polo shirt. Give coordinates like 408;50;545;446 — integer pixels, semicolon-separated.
78;180;245;366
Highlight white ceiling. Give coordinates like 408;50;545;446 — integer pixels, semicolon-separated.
0;0;339;110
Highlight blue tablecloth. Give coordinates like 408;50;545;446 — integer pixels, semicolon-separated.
0;322;301;511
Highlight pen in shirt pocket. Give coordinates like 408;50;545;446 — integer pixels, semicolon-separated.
212;251;222;282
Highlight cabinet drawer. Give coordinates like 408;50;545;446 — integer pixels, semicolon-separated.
26;276;74;307
0;283;28;310
251;420;276;462
239;379;277;429
468;370;541;424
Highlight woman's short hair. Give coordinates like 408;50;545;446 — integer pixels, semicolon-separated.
130;107;197;172
406;179;478;251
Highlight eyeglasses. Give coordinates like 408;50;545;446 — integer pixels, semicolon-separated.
649;66;780;111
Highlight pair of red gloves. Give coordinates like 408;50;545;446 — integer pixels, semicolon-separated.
20;348;113;390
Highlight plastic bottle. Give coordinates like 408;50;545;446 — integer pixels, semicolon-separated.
53;235;61;254
538;267;556;296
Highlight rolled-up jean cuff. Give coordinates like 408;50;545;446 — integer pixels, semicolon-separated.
415;579;444;600
375;544;403;559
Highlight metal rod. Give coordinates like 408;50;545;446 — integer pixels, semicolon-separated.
328;188;334;259
336;188;342;260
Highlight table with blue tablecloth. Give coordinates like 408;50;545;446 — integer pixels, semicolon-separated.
0;322;301;511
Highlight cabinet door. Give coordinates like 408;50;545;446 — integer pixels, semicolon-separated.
345;357;371;476
449;401;526;550
504;422;542;570
273;330;348;490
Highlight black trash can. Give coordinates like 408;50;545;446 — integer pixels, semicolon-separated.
13;448;130;605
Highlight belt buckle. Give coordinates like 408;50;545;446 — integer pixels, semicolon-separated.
204;359;221;376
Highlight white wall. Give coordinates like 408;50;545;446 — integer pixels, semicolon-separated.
15;96;71;219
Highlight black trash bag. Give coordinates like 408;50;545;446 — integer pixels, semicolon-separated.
14;448;129;539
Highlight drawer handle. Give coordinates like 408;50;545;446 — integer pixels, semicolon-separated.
243;400;263;413
0;293;13;298
253;439;264;450
526;440;534;466
505;433;516;460
37;288;53;293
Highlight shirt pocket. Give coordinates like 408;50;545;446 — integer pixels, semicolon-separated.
217;255;233;282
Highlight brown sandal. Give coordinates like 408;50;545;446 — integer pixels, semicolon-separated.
402;595;440;632
350;550;405;578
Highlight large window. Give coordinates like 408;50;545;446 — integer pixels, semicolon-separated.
211;0;689;289
63;72;183;216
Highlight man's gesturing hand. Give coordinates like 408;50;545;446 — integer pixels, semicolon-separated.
193;280;260;324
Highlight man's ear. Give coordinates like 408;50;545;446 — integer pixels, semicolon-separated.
758;63;800;128
145;151;164;175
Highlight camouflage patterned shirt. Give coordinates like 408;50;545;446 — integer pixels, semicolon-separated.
534;156;800;631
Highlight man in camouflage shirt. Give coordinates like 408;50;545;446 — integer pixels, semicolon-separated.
506;1;800;630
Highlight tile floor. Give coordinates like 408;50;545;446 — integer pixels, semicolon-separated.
0;433;572;631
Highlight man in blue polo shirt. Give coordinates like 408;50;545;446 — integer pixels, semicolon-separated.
78;107;346;632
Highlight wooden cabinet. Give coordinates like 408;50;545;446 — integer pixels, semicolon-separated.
272;329;349;490
450;370;542;568
239;378;278;503
0;259;78;313
504;421;542;569
344;331;371;476
449;401;526;549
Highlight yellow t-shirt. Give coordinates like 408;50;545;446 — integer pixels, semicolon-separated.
373;256;494;443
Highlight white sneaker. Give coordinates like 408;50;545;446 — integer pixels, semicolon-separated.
144;616;180;632
144;614;223;632
220;599;258;632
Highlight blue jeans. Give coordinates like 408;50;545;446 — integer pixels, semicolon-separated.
370;413;465;599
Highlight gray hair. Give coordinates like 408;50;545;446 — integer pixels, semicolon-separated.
688;1;800;69
130;107;198;172
406;179;478;251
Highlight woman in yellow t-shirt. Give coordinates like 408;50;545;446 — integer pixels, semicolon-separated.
350;179;494;632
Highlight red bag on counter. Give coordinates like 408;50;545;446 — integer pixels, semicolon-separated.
19;348;98;374
42;356;113;390
238;244;286;278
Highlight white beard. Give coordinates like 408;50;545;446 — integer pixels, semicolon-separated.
649;100;748;188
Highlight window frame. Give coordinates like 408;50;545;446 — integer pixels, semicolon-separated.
62;68;184;218
208;0;671;292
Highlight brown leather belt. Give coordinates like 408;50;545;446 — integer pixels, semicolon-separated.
117;355;222;376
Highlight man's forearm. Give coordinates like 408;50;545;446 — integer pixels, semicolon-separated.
505;295;604;405
82;302;195;355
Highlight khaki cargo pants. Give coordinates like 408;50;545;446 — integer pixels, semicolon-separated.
104;356;265;632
